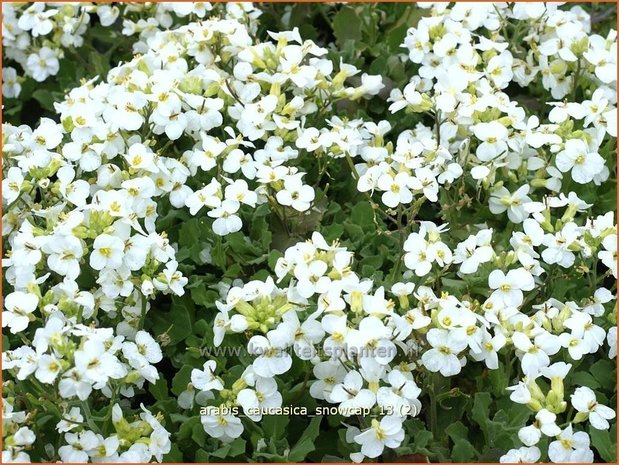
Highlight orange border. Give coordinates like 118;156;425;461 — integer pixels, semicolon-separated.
0;1;617;464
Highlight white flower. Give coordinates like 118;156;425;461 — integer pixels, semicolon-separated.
185;179;222;215
279;311;324;360
598;234;617;277
500;446;541;463
294;259;330;298
542;222;580;268
470;330;506;369
548;425;593;463
453;229;494;274
26;47;59;81
2;167;25;204
559;332;588;360
421;328;467;376
96;5;120;26
225;179;257;207
90;234;125;270
31;117;63;150
486;51;513;89
376;369;421;415
511;331;561;376
608;327;617;359
2;291;38;334
353;416;404;458
154;260;188;296
571;386;616;430
276;176;315;212
488;268;535;307
2;67;21;98
248;331;292;377
208;199;242;236
57;166;90;207
59;431;100;463
34;354;62;384
377;173;413;207
329;370;376;413
237;377;282;421
56;407;84;433
474;122;509;161
555;139;605;184
346;316;396;365
74;339;127;385
518;409;561;446
58;367;92;401
122;331;163;382
202;411;243;442
489;185;531;223
310;361;346;400
511;219;544;259
412;167;439;202
296;127;322;152
191;360;224;392
17;3;56;36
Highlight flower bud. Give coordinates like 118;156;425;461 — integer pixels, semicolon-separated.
573;411;589;423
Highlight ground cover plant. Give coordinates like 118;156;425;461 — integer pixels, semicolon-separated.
1;2;617;463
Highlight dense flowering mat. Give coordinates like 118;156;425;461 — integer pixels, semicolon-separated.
2;2;617;463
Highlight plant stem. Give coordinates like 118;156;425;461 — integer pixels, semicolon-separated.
138;293;147;330
434;108;442;146
81;400;102;434
344;151;359;181
426;372;439;440
572;58;581;101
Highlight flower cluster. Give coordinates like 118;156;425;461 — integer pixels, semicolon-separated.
2;398;36;463
203;207;615;461
2;10;385;463
54;403;170;463
2;2;261;96
2;309;168;462
2;1;617;463
186;2;616;462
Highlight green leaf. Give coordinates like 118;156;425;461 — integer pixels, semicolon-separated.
195;449;209;462
590;359;616;389
409;429;433;452
150;295;193;345
163;444;184;462
360;255;383;269
590;425;616;462
32;89;62;111
212;238;227;269
192;421;206;447
226;232;263;259
452;438;477;462
445;421;469;442
332;7;363;45
350;201;375;228
471;392;493;440
149;377;169;402
321;223;344;241
266;250;282;272
190;282;218;308
570;371;601;390
261;414;290;440
171;365;194;396
177;416;201;441
211;438;246;458
288;416;322;461
178;218;202;248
